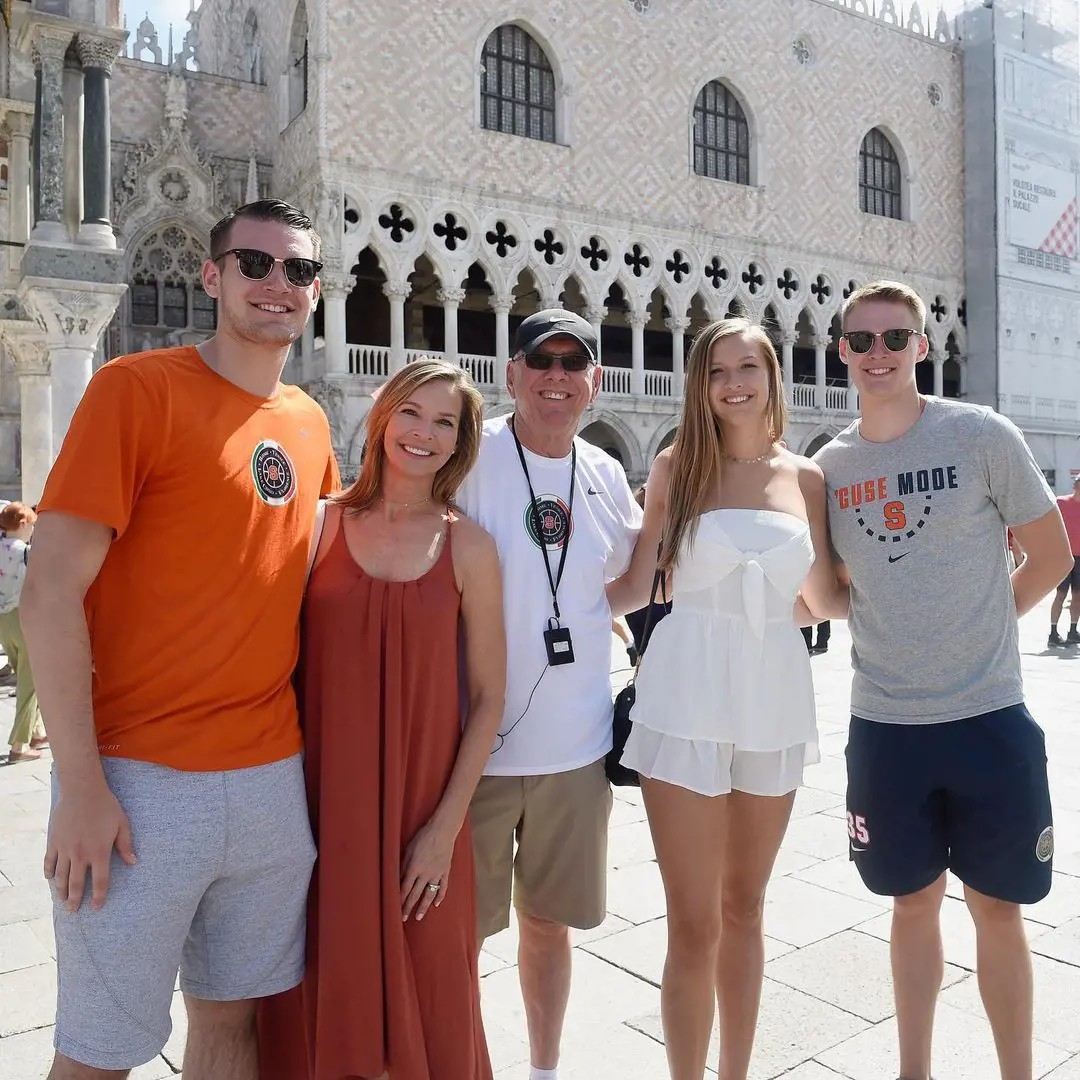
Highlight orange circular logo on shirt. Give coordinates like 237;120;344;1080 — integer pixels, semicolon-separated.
250;439;297;506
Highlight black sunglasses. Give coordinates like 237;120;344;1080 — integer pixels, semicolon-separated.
214;248;322;288
841;328;921;354
522;351;594;372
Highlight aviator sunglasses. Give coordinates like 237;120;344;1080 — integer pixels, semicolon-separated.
214;248;323;288
841;328;921;354
522;351;594;373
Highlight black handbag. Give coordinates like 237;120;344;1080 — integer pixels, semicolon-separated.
606;568;669;787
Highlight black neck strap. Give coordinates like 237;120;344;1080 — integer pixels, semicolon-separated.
510;418;576;622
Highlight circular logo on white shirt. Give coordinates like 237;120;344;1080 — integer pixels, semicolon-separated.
250;439;297;506
524;496;573;550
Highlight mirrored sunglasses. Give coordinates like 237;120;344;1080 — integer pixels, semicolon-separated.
523;351;594;372
216;248;322;288
841;329;920;354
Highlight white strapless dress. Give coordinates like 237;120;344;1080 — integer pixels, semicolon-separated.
621;509;820;797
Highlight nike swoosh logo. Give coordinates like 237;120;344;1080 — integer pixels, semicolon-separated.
888;552;909;563
587;487;603;496
850;844;870;853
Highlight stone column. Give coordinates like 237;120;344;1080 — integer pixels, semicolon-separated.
931;351;944;397
846;366;858;411
21;283;127;450
383;280;410;372
490;294;512;366
299;319;314;381
781;331;796;406
3;111;34;261
77;35;121;248
319;273;353;376
62;50;83;241
629;309;647;396
437;287;466;365
31;28;72;243
584;306;606;363
813;334;829;410
665;316;690;399
3;329;51;505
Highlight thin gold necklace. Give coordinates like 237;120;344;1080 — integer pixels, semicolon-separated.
722;447;775;465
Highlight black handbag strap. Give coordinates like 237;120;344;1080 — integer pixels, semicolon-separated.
632;546;669;682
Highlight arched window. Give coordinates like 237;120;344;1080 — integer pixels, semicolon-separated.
692;81;750;185
859;128;902;220
287;1;308;123
243;10;263;84
128;225;216;338
480;25;556;143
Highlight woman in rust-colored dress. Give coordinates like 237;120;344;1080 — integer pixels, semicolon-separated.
260;359;505;1080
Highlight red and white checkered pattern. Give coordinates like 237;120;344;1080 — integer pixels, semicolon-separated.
1040;197;1078;259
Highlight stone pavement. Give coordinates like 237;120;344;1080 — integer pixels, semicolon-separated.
0;598;1078;1078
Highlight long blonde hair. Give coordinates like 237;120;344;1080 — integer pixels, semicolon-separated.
335;358;484;513
658;318;787;571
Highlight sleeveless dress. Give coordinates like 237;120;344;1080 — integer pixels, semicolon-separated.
621;509;820;797
258;515;492;1080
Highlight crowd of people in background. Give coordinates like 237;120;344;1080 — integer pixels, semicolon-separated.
12;200;1074;1080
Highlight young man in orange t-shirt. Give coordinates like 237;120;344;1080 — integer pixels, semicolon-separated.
22;200;339;1080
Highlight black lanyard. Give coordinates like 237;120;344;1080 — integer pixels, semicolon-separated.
510;418;576;622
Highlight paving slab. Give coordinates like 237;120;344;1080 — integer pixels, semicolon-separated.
762;876;886;949
582;916;795;989
2;600;1079;1079
0;922;52;975
765;928;967;1024
629;976;870;1079
816;999;1072;1079
0;1026;176;1080
0;963;56;1037
940;954;1080;1054
858;893;1050;973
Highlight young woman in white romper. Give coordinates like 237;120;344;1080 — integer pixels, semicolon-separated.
608;319;844;1080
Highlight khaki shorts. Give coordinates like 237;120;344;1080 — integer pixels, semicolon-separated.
470;758;612;940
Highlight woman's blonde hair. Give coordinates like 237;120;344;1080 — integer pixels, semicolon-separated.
658;318;787;571
335;358;484;513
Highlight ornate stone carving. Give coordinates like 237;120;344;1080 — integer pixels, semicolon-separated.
23;286;126;349
164;74;189;130
159;169;191;204
436;287;467;306
319;274;356;301
1;111;34;141
382;280;411;304
316;183;342;255
77;36;122;73
112;72;223;234
664;316;691;334
303;378;346;451
1;325;50;377
32;26;73;65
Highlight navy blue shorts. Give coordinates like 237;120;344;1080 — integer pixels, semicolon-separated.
845;704;1053;904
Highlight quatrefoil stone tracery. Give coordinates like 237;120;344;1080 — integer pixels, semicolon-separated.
434;212;468;252
378;204;415;244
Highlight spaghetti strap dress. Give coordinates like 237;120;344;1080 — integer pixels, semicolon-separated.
258;512;492;1080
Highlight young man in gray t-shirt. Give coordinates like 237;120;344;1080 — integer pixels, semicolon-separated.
812;281;1072;1080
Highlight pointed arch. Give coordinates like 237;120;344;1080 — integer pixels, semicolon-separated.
691;78;754;186
476;22;561;143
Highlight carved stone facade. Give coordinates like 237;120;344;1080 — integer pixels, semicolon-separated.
5;0;1069;495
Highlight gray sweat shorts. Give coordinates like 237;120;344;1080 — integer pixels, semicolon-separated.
50;753;316;1071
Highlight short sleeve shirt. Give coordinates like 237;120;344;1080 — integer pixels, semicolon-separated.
813;398;1055;724
38;347;340;770
456;417;642;775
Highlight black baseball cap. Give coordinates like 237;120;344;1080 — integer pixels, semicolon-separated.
512;309;598;362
